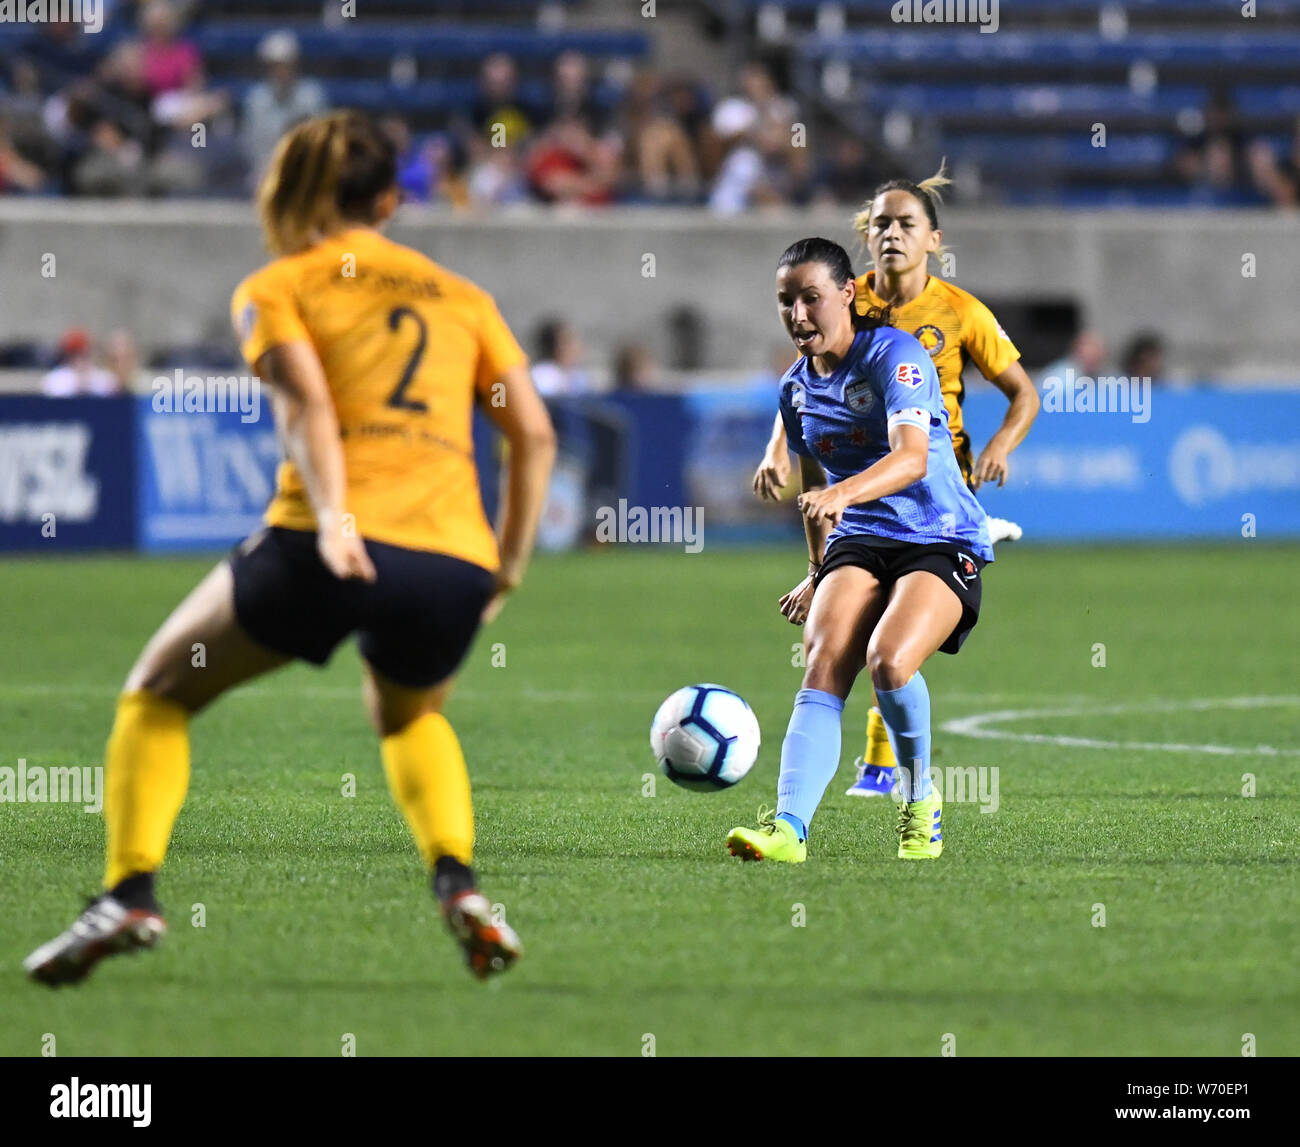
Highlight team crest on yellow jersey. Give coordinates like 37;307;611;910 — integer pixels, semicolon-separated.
913;324;945;356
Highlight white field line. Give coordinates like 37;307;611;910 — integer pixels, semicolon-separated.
940;696;1300;757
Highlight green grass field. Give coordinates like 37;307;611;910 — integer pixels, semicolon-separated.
2;544;1297;1057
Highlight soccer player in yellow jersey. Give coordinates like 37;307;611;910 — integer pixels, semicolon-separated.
24;111;556;985
753;167;1039;799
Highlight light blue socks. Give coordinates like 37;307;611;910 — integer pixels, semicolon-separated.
874;673;932;800
775;688;845;840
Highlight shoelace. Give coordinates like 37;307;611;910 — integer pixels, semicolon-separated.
68;896;121;939
755;805;779;834
896;802;923;842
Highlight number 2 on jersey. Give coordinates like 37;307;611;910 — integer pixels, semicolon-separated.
386;306;428;413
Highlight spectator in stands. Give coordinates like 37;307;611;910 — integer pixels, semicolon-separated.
138;1;201;100
41;329;122;397
381;116;467;208
532;320;592;396
72;117;147;196
811;134;881;207
1120;332;1166;384
739;63;798;138
1041;330;1107;384
612;343;661;392
620;68;699;204
240;31;328;185
150;65;236;195
76;40;153;146
465;145;530;208
526;114;619;207
546;52;606;136
664;74;710;169
708;98;765;213
1247;117;1300;209
1175;86;1248;194
104;329;143;393
2;60;57;179
471;53;536;148
0;113;47;193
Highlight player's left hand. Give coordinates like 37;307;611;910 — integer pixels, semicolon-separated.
482;565;522;623
797;487;846;527
779;575;817;625
971;445;1010;489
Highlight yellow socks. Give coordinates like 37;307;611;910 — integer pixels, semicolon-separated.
380;712;474;868
103;691;191;890
865;704;898;769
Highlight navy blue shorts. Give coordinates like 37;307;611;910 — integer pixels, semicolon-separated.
815;536;986;654
229;527;496;688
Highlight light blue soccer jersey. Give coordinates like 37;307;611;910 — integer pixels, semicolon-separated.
778;325;993;561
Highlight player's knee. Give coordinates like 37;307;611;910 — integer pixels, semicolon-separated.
365;677;444;738
122;658;202;714
802;641;857;696
867;642;914;692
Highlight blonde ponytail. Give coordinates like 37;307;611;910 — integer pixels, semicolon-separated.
257;110;396;257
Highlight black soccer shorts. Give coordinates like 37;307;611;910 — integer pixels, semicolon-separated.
229;526;496;688
814;535;987;654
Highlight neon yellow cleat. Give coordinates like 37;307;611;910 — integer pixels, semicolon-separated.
896;786;943;860
727;807;806;864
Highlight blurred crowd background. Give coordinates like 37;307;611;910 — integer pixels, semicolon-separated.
3;0;1299;210
3;0;1299;391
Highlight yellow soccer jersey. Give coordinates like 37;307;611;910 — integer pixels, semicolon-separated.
231;228;525;571
855;271;1020;480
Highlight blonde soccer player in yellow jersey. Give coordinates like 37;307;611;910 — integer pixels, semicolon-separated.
753;167;1039;799
24;111;556;986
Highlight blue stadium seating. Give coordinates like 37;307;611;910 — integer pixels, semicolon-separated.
802;31;1300;70
190;23;649;65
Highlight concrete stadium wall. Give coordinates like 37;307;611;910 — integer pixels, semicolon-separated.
0;200;1296;382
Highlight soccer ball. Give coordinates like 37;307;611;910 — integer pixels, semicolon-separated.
649;684;761;792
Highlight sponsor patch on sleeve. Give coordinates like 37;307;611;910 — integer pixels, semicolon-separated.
895;362;925;388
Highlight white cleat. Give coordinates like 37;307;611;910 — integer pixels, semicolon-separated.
441;891;523;981
24;895;166;987
987;516;1023;545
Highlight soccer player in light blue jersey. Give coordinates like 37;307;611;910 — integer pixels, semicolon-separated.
727;237;992;863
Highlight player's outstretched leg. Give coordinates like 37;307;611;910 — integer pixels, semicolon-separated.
730;567;884;863
367;668;521;980
867;571;963;860
24;563;288;986
845;702;899;797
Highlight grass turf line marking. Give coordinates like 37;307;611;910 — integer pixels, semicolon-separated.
941;696;1300;757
